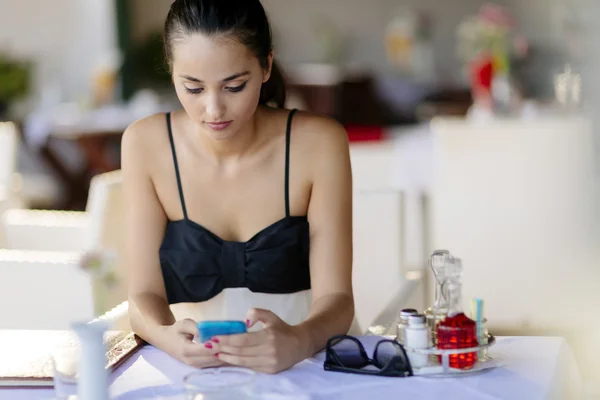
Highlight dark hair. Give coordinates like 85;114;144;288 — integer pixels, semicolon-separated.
164;0;286;108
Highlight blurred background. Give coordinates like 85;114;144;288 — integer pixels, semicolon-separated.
1;0;599;397
0;0;586;210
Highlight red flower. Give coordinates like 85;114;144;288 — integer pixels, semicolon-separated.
471;55;494;91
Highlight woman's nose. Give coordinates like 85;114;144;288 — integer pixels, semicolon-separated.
205;93;226;120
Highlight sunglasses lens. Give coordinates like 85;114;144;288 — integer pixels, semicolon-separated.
374;341;408;369
330;338;368;368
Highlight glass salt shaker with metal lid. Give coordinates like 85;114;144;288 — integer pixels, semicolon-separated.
396;308;418;345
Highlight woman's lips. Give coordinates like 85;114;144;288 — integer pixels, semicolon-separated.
205;121;232;131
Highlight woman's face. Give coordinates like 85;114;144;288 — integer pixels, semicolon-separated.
171;33;271;140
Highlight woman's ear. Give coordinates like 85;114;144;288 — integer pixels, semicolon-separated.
263;51;274;83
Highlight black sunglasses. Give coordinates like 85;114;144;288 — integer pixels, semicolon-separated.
324;335;413;377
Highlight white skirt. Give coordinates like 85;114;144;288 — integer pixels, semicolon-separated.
170;288;313;329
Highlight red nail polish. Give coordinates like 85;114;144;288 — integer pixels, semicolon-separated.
211;338;219;343
214;353;219;357
204;342;213;349
245;319;250;327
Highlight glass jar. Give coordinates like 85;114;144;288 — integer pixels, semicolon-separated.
436;258;479;370
395;308;418;345
425;250;454;343
183;368;256;399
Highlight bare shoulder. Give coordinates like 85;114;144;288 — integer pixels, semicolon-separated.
121;112;172;173
288;110;350;158
122;112;170;155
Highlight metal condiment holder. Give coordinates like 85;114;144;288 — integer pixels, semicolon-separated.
403;334;501;377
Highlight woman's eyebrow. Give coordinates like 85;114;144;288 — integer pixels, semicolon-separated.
179;71;250;83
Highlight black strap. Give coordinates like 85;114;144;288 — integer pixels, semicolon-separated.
166;112;188;220
285;109;297;218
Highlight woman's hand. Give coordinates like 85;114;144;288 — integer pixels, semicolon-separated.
209;308;311;374
160;319;226;369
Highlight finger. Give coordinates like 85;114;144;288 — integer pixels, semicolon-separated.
246;308;280;328
212;342;270;357
216;352;273;369
184;356;226;369
213;330;268;348
182;341;219;358
177;319;199;337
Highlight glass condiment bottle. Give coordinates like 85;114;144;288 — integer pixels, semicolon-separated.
396;308;418;345
424;250;453;342
436;257;478;370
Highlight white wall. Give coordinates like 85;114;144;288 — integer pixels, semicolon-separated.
0;0;118;104
1;0;507;104
127;0;494;82
508;0;558;44
506;0;600;165
506;0;591;49
263;0;494;82
3;0;571;104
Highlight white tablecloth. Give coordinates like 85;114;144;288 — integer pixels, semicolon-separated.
0;335;581;400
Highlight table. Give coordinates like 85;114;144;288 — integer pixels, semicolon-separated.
0;335;581;400
23;102;170;210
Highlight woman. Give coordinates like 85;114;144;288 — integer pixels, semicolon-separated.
121;0;353;374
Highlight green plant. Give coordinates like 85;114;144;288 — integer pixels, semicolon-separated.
0;53;31;103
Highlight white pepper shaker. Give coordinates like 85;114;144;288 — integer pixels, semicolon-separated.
396;308;418;345
404;314;430;369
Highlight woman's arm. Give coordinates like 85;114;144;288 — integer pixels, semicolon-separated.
295;116;354;357
121;119;175;347
121;117;224;368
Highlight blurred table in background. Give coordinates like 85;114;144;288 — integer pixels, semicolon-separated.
42;131;122;210
23;99;169;210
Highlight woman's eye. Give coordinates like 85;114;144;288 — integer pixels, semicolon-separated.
183;82;247;95
184;87;203;95
226;82;247;93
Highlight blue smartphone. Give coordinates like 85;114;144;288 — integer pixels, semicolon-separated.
197;320;247;343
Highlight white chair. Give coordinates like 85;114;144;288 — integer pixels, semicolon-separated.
1;170;127;316
0;122;25;209
0;122;18;188
349;138;431;335
0;193;10;253
0;249;94;329
1;170;123;252
351;189;426;335
0;249;131;330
